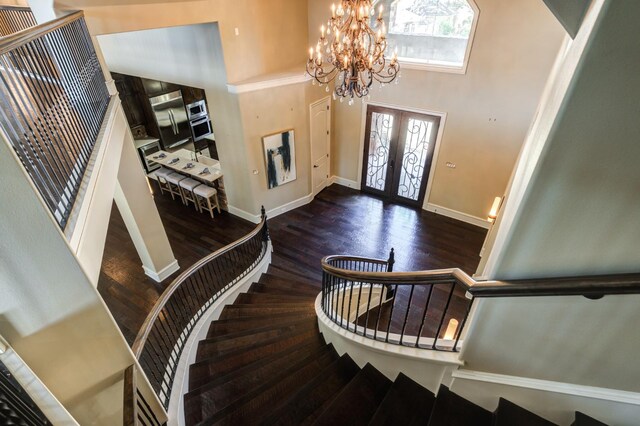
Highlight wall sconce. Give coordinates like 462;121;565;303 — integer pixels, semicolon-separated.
444;318;459;340
488;196;503;223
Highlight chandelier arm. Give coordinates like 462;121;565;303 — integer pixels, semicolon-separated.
309;0;399;100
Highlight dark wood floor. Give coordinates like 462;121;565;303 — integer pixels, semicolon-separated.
98;184;486;345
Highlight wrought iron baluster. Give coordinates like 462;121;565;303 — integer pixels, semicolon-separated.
415;284;434;348
399;285;415;346
385;284;398;343
432;283;456;351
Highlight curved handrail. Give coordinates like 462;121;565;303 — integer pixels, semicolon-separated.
132;213;269;407
321;253;474;352
322;255;640;297
323;255;477;287
132;215;267;357
320;254;640;353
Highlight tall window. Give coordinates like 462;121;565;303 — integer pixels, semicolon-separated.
374;0;478;70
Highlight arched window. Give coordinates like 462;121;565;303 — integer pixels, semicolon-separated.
374;0;478;72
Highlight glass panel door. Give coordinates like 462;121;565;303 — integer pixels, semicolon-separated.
363;109;397;193
394;115;438;203
361;106;440;207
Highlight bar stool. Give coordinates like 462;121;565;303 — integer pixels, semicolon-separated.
165;172;187;203
155;168;172;196
179;178;201;211
194;185;221;218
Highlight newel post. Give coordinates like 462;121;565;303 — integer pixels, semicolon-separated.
261;205;270;242
387;248;395;272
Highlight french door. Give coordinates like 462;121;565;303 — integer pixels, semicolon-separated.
361;105;440;207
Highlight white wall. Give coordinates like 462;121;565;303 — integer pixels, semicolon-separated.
309;0;565;222
0;127;135;424
459;0;640;415
487;0;640;280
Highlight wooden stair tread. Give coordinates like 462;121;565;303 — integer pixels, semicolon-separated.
184;341;331;425
201;345;339;424
267;263;321;287
196;319;318;359
312;363;392;426
189;329;321;389
218;303;314;320
264;354;361;426
572;412;609;426
204;316;316;343
368;373;436;426
248;282;318;298
427;385;492;426
206;312;315;338
235;292;315;304
494;398;557;426
260;271;319;291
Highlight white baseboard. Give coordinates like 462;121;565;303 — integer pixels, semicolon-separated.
330;175;360;189
143;259;180;283
266;193;313;218
228;193;315;223
452;369;640;406
425;203;491;229
227;205;261;224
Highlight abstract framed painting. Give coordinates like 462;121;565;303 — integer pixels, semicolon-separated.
263;129;297;189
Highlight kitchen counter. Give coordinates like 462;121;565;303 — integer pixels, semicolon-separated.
133;137;159;150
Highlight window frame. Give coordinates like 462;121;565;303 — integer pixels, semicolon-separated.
383;0;480;74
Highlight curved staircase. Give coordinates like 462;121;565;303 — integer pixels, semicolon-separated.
182;266;608;426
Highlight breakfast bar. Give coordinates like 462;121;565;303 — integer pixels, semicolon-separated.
146;149;228;212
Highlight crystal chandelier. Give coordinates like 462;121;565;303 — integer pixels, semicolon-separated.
307;1;399;104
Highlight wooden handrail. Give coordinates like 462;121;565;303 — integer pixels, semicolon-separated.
132;214;267;358
470;273;640;298
322;255;640;298
0;10;82;54
0;6;32;11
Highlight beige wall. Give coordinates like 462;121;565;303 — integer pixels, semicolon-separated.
59;0;308;84
238;83;327;213
310;0;565;220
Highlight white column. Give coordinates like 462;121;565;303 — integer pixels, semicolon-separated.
115;131;179;282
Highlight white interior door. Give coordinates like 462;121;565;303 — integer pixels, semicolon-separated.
310;97;331;196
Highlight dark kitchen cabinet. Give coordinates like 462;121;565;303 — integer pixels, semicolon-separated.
140;78;180;98
181;86;206;106
112;72;145;128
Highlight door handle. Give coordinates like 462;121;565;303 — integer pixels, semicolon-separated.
313;165;319;168
169;110;177;135
389;159;395;169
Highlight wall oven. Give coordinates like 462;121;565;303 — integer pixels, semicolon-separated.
186;100;208;121
138;140;161;173
190;116;213;141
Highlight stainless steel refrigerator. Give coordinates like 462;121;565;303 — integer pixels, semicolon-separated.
149;90;191;149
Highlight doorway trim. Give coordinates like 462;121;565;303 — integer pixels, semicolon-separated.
309;96;332;197
357;101;447;209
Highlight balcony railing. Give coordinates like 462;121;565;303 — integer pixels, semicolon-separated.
0;6;37;36
0;11;110;229
1;359;51;425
